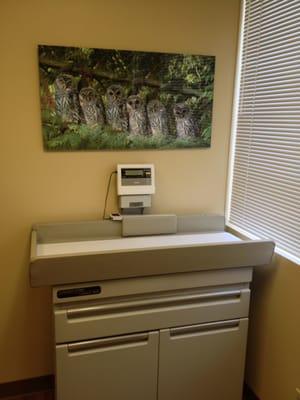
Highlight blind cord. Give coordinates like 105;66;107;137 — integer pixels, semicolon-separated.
102;171;117;220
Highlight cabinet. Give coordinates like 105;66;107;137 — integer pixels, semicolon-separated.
31;217;274;400
158;319;248;400
54;269;251;400
56;331;159;400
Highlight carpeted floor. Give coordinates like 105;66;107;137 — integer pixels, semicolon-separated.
0;391;53;400
0;390;252;400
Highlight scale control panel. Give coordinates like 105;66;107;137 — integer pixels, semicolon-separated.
117;164;155;196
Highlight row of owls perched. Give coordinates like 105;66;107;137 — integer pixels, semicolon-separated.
54;74;200;138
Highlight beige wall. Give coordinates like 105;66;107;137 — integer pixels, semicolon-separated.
1;2;299;397
0;0;240;383
246;254;300;400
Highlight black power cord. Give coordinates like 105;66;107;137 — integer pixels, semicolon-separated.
102;170;117;220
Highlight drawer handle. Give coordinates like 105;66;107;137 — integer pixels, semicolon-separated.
67;290;243;320
67;332;149;354
170;319;240;338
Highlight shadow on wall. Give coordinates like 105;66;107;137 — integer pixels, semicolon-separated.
1;224;53;383
245;253;300;400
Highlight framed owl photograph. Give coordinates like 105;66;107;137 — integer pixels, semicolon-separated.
38;45;215;151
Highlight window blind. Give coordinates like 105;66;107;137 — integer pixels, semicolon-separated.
227;0;300;264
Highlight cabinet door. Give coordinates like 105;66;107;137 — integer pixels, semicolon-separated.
158;319;248;400
56;331;159;400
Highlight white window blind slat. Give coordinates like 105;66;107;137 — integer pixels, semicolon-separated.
229;213;300;244
241;93;300;101
245;14;300;37
244;41;299;60
231;174;299;199
228;217;300;255
244;5;300;31
227;0;300;265
229;208;300;242
229;211;300;246
231;183;300;209
239;109;300;115
230;197;300;234
233;164;299;186
233;156;300;178
245;0;299;18
237;126;300;134
235;150;300;164
235;139;300;152
238;117;300;124
245;33;299;53
245;44;299;61
245;27;300;47
240;103;300;108
242;77;300;88
237;140;299;147
242;65;300;79
244;22;300;45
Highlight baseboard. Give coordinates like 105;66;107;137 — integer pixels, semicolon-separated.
0;376;258;400
0;375;54;398
244;383;260;400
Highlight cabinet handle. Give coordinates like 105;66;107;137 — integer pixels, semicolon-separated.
67;289;243;320
67;332;149;354
169;319;240;338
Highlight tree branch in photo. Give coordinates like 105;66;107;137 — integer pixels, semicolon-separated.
39;57;202;97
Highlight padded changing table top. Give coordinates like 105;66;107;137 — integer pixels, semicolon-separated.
36;232;241;257
30;216;274;287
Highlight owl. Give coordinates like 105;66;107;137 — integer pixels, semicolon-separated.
147;100;169;136
126;95;148;136
105;84;128;132
79;87;105;127
54;74;80;124
173;103;199;138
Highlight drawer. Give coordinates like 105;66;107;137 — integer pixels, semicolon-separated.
54;286;250;343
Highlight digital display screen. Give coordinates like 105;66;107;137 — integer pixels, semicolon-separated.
125;169;145;176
